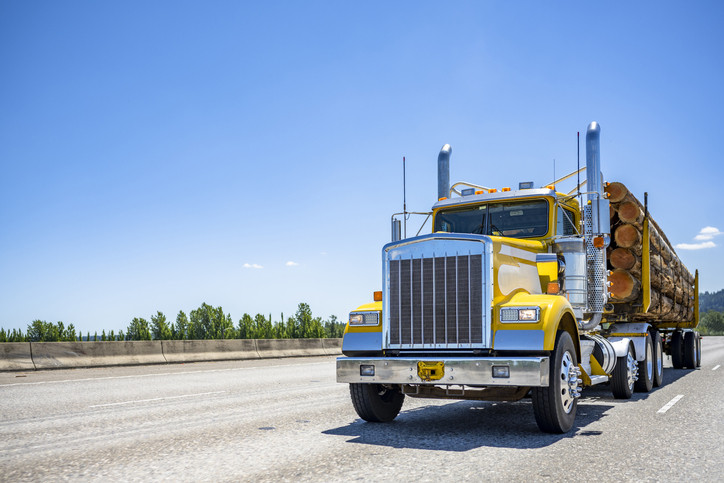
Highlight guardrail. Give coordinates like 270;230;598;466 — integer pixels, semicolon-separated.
0;338;342;371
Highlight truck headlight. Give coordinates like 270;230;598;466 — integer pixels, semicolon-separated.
500;307;540;323
349;312;380;326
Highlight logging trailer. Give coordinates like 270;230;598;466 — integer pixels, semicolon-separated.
336;121;700;433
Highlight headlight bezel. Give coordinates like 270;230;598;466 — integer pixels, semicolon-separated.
348;311;380;326
499;306;540;323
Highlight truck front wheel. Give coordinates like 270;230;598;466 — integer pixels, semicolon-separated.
349;383;405;423
532;331;579;434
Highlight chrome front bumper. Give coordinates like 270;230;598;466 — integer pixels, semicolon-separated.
336;356;550;387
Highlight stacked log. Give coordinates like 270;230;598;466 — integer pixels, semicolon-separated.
604;182;695;323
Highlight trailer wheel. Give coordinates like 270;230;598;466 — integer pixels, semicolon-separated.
634;334;654;393
683;331;698;369
652;331;664;387
612;343;637;399
349;383;404;423
696;333;702;368
532;331;579;434
671;331;685;369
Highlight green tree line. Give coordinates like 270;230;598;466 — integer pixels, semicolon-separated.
700;289;724;313
0;302;345;342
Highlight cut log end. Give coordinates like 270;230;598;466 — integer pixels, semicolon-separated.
614;224;641;248
608;269;640;302
610;247;636;270
617;201;643;225
605;182;629;203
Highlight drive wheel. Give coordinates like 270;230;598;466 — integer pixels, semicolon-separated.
671;331;684;369
652;331;664;387
634;334;654;392
349;383;404;422
532;331;579;434
612;343;637;399
683;331;698;369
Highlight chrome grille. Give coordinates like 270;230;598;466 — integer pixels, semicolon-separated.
388;253;486;348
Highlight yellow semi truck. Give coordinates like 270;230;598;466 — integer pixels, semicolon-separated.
336;122;700;433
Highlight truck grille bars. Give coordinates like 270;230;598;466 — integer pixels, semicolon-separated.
385;239;492;349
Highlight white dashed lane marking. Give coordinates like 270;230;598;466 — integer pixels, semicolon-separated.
657;395;684;414
89;391;227;408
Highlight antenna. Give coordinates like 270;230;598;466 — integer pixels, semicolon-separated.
403;156;407;238
553;158;556;190
577;131;580;197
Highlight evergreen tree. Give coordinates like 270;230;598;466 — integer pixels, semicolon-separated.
238;313;255;339
173;311;189;340
151;311;172;340
64;323;77;341
125;318;151;341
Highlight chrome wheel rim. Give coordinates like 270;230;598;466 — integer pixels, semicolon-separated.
627;352;638;390
560;351;577;414
656;339;663;376
646;340;653;380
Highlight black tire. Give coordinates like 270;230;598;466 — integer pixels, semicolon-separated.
671;331;684;369
684;331;697;369
612;343;636;399
652;331;664;387
696;333;702;368
634;334;654;393
532;331;579;434
349;383;404;422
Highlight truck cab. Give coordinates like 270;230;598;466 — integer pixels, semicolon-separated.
337;122;699;433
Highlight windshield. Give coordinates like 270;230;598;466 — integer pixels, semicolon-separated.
434;199;549;238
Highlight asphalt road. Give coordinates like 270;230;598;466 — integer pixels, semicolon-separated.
1;337;723;482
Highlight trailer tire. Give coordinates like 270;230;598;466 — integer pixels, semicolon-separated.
652;331;664;387
634;334;654;393
683;331;698;369
532;331;578;434
696;333;702;368
612;343;636;399
349;383;404;423
671;331;685;369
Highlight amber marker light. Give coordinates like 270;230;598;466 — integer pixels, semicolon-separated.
439;197;447;201
373;291;382;302
593;236;605;248
475;190;484;195
488;188;497;193
502;187;511;192
547;282;560;294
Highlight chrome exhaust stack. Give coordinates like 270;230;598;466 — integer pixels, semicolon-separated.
438;144;452;200
581;122;610;331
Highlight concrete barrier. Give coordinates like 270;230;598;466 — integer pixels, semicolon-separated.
162;339;260;363
255;338;327;358
1;338;344;370
30;341;166;369
0;343;35;371
322;338;342;356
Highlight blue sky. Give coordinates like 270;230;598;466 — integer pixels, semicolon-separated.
1;1;723;334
